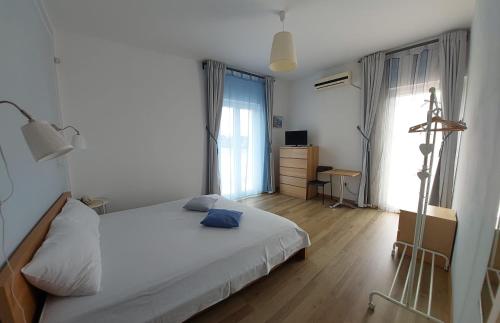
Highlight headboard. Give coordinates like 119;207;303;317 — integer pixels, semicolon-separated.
0;192;71;323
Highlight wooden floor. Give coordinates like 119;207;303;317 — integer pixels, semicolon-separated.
188;193;451;323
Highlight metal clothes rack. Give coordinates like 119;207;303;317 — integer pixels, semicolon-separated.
367;87;466;322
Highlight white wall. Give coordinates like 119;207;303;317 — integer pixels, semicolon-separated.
55;31;289;211
0;0;69;262
451;0;500;321
288;62;362;200
56;31;205;212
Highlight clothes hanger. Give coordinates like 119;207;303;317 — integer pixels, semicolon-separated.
409;116;467;133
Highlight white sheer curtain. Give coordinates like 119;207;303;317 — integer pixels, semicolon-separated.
371;44;442;212
218;71;266;200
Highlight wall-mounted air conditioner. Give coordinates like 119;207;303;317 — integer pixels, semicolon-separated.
314;71;352;90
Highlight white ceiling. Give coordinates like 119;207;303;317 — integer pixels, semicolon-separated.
44;0;475;80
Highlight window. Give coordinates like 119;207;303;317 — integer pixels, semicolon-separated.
379;84;442;212
373;46;442;212
218;71;266;200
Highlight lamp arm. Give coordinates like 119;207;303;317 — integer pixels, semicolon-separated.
0;100;35;121
51;124;81;135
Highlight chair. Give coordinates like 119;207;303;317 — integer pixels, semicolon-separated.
307;166;333;204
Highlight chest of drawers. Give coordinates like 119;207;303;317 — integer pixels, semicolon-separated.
279;146;319;199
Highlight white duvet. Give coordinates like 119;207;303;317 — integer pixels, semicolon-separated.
40;196;310;323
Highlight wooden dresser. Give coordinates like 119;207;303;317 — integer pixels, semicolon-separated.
279;146;319;199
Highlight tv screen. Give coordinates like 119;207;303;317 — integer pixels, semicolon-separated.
285;130;307;146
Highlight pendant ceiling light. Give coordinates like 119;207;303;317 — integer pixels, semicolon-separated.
269;10;297;72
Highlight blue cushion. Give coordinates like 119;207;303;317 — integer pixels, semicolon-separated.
200;209;243;228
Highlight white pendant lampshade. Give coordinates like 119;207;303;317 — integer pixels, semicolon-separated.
71;133;87;150
269;11;297;72
21;120;74;162
269;31;297;72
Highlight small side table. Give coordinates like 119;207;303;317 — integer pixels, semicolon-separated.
320;169;361;208
86;198;110;215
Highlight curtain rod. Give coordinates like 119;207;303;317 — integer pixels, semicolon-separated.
202;61;267;80
358;38;439;63
385;38;438;56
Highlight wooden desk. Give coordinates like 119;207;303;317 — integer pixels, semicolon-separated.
321;169;361;177
320;169;361;208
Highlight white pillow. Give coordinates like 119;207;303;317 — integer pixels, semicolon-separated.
183;195;219;212
22;198;102;296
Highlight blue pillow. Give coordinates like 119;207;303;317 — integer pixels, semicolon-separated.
201;209;243;228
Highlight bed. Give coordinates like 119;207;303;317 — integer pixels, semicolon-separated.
0;193;310;323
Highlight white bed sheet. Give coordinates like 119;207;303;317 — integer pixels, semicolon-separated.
40;196;310;323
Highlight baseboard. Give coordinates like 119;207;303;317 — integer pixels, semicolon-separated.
316;193;357;206
449;268;454;323
275;189;362;208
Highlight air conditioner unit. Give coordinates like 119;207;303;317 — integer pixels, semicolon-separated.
314;71;352;90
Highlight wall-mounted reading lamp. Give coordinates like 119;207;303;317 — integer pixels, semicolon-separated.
0;100;86;161
0;100;87;322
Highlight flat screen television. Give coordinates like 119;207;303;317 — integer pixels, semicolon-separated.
285;130;307;146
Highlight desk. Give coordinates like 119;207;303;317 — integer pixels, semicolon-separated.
320;169;361;208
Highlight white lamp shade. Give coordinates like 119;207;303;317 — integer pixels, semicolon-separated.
71;134;87;150
21;120;74;162
269;31;297;72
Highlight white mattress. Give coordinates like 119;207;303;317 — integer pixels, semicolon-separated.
40;196;310;323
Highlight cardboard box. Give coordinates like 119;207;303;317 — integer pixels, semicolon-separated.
397;206;457;269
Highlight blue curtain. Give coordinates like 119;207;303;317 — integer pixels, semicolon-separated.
218;70;266;200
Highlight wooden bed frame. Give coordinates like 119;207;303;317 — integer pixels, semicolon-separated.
0;192;71;323
0;192;306;323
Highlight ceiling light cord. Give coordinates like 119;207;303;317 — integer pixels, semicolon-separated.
279;10;285;32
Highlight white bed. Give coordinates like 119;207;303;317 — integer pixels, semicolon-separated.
40;196;310;323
